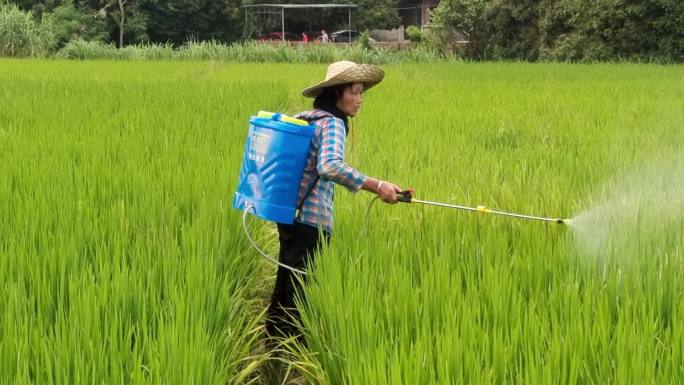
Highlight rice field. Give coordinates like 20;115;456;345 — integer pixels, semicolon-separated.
1;59;683;385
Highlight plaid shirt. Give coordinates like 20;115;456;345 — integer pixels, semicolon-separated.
293;109;367;233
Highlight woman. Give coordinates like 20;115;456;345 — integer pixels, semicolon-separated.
266;61;404;339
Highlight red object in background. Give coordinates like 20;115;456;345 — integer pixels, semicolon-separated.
302;33;309;42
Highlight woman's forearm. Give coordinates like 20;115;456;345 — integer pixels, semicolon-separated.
361;177;382;193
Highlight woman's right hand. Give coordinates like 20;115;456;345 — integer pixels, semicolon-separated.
376;180;403;204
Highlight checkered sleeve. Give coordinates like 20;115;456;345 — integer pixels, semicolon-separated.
316;117;368;192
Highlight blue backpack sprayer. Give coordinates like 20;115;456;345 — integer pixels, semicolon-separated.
233;111;318;275
234;111;569;274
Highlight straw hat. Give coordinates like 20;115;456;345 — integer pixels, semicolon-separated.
302;60;384;98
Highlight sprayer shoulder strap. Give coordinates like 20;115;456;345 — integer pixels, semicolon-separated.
295;114;331;212
297;175;319;212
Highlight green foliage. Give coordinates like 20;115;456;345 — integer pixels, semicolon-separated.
0;60;275;385
8;0;245;47
6;0;681;61
1;59;683;385
481;0;540;60
55;39;458;63
296;62;684;385
240;8;256;42
538;0;684;62
142;0;243;45
357;29;372;50
98;0;149;47
44;0;108;46
427;0;485;57
350;0;401;31
405;25;422;43
429;0;684;62
55;36;118;58
0;2;54;56
429;0;542;60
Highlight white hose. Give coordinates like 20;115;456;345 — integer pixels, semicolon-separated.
241;205;308;275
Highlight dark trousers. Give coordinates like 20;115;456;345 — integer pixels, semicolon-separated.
266;221;330;339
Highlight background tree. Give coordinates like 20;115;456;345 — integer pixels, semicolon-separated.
45;0;108;46
346;0;400;31
430;0;683;62
142;0;244;45
4;0;682;61
538;0;684;62
98;0;146;47
428;0;486;57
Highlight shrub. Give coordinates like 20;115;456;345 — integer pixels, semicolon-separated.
405;25;423;43
0;3;55;57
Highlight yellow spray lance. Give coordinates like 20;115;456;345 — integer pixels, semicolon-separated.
395;190;570;225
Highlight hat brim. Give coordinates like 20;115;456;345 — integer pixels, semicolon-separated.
302;64;384;98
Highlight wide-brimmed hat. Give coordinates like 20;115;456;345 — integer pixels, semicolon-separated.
302;60;384;98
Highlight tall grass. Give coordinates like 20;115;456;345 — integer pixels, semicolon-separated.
1;60;683;384
298;63;684;385
0;3;54;57
55;39;452;64
0;60;298;384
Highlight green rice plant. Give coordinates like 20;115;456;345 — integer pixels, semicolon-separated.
0;60;301;385
1;59;682;385
296;62;684;385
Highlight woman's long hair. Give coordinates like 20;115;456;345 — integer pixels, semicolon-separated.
313;84;350;135
313;85;345;111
